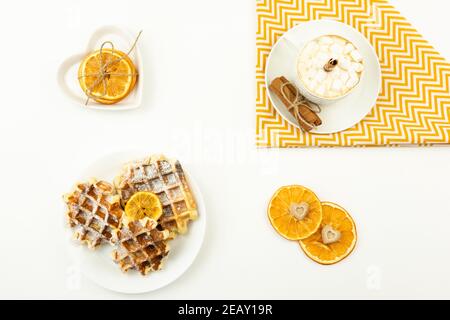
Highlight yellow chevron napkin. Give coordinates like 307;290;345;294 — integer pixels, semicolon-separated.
256;0;450;147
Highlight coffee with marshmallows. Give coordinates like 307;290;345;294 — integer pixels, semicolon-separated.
297;35;364;99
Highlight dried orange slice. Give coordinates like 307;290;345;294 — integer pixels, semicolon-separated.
78;49;137;104
124;192;162;222
299;202;357;265
268;185;322;240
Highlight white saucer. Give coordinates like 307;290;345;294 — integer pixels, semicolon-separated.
65;151;206;294
265;20;382;134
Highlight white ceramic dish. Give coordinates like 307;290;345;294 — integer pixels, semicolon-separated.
266;20;382;134
65;151;206;294
57;26;144;110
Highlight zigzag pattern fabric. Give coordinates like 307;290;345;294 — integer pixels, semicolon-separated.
256;0;450;147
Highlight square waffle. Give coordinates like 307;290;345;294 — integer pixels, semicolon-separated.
112;217;170;275
114;155;197;235
64;179;123;249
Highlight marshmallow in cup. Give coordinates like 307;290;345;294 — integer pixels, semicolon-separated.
296;35;364;104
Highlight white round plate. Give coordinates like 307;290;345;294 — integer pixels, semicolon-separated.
65;151;206;294
265;20;382;134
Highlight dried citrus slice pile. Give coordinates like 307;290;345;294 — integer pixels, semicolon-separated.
78;49;137;105
124;191;163;222
268;186;357;265
300;202;357;265
268;185;322;240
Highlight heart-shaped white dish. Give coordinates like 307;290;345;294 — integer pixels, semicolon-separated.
57;25;144;111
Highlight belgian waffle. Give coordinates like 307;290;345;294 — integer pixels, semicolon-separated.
112;217;170;275
64;179;123;249
114;155;197;235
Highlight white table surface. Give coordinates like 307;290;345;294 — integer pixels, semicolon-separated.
1;0;449;299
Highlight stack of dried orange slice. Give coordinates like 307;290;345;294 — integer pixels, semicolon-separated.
268;185;357;265
78;48;137;105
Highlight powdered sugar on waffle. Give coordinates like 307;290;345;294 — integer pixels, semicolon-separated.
114;155;198;235
64;179;123;249
112;217;170;275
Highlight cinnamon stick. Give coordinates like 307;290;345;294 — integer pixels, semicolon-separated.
282;78;322;126
269;76;322;132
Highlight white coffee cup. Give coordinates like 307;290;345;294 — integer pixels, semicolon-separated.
285;34;364;105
